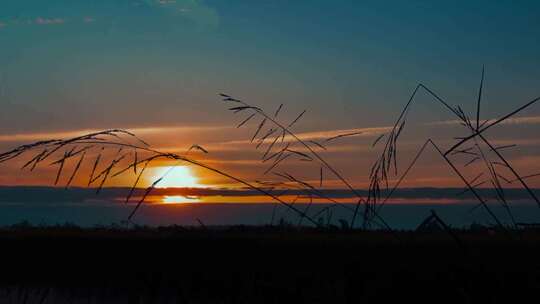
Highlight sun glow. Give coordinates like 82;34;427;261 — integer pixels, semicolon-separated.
153;166;202;188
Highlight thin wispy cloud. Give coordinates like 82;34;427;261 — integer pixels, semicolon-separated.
220;126;392;146
426;115;540;127
34;17;65;25
143;0;219;27
222;114;538;148
0;17;67;28
0;125;229;143
0;186;537;204
157;0;178;4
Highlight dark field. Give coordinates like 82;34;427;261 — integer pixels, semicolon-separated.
0;227;539;303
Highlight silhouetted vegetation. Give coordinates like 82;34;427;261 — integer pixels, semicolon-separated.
1;70;539;232
1;70;540;302
0;224;540;303
220;68;540;232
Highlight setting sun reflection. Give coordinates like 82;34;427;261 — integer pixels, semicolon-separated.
162;195;200;204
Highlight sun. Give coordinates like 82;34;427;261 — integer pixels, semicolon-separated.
152;166;202;188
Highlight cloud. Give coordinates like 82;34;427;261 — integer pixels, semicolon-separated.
0;186;538;204
0;125;228;143
34;17;65;25
426;115;540;127
219;126;392;147
293;127;391;141
494;116;540;126
144;0;219;28
1;18;66;28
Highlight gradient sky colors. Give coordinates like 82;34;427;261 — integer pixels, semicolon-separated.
1;0;540;194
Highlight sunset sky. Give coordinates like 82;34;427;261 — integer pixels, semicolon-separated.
1;0;540;203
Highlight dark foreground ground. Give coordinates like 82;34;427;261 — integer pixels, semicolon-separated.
0;226;539;303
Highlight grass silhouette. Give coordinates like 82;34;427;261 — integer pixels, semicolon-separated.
1;70;540;302
0;129;319;226
0;69;539;233
220;68;540;231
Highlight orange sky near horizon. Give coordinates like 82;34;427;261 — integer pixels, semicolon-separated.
1;113;540;193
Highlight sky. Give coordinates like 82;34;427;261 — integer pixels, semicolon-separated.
1;0;540;205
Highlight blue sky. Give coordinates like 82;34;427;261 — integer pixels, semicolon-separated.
1;0;540;189
1;0;540;130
